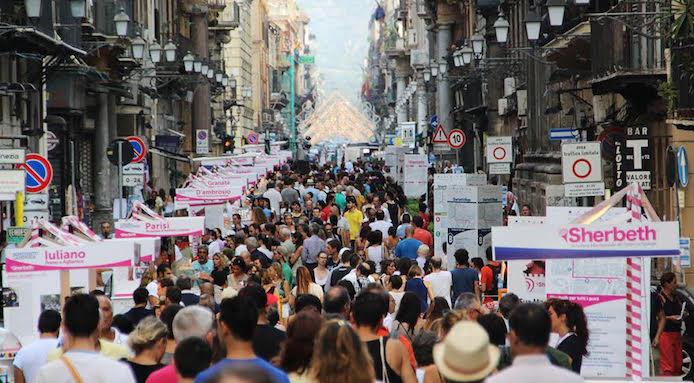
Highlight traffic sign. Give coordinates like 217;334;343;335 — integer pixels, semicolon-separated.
678;146;689;188
549;128;579;141
46;131;59;152
107;139;135;166
486;136;512;163
430;115;439;128
561;142;602;184
23;193;48;211
126;136;148;163
448;129;466;149
432;125;448;143
123;163;145;175
19;154;53;193
246;131;259;145
122;174;144;187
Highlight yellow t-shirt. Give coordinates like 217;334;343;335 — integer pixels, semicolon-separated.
344;209;364;241
47;339;131;361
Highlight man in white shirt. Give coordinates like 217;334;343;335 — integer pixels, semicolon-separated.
262;181;283;214
423;257;452;306
146;264;174;309
372;196;391;223
369;210;393;238
34;294;136;383
13;310;61;383
485;303;584;383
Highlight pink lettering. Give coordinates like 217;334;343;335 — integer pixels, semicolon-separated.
563;226;657;244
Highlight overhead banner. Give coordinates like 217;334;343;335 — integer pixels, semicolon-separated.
492;221;680;260
115;216;205;238
175;186;244;208
5;241;136;272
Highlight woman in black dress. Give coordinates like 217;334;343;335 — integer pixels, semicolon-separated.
548;299;589;374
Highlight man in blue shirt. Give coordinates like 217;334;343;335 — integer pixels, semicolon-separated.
394;226;422;260
194;295;290;383
450;249;480;303
192;246;214;285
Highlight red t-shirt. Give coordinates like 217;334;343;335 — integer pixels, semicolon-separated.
145;365;176;383
413;228;433;248
481;266;493;292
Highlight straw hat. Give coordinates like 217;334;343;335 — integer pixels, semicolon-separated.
433;321;500;382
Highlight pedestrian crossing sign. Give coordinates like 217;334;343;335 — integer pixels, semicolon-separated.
432;125;448;143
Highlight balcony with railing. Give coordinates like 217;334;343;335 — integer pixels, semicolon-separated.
384;30;407;58
670;42;694;120
589;2;667;96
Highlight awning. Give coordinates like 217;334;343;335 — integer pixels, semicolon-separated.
0;26;86;56
543;21;591;51
150;147;191;163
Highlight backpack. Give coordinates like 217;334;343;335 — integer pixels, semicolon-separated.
330;266;352;286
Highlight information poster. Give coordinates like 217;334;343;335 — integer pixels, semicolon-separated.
403;154;428;198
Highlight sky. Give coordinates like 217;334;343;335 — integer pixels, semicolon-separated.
296;0;374;103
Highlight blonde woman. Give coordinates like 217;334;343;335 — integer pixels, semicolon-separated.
125;316;168;383
210;253;230;288
290;266;323;308
307;320;375;383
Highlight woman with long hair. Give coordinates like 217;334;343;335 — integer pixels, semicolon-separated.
548;299;589;374
313;252;330;289
309;320;375;383
290;266;324;307
210;253;230;288
277;310;324;382
226;256;248;291
125;316;168;383
423;297;450;331
392;291;424;341
251;206;268;225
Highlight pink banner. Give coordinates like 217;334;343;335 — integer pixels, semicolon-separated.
5;241;136;273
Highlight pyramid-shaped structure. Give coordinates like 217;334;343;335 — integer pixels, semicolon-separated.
301;93;376;143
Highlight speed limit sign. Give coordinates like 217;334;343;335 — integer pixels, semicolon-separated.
448;129;466;149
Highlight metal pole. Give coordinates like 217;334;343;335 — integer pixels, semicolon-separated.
70;140;77;215
117;142;123;219
289;53;296;158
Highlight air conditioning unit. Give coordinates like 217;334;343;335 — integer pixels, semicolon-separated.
504;77;516;97
517;90;528;116
498;98;509;116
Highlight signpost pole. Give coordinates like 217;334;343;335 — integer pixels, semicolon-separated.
289;53;296;157
117;142;123;220
70;141;76;215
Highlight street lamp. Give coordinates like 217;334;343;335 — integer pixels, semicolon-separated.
461;45;473;65
201;61;209;75
493;14;510;43
24;0;41;18
207;68;214;79
471;34;485;58
439;61;447;75
216;72;224;83
430;61;439;77
131;33;146;60
69;0;86;18
183;52;195;73
423;68;431;82
114;8;130;37
149;41;162;63
524;7;543;42
547;0;566;27
230;77;237;89
222;75;229;87
453;50;462;67
164;40;177;62
193;59;202;73
574;0;590;5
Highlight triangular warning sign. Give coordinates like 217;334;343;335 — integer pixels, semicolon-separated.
432;125;448;143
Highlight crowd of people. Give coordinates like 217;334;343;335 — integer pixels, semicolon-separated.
10;160;684;383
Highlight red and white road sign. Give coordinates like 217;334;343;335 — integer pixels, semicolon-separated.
448;129;466;149
126;136;148;163
561;142;602;184
18;154;53;193
486;136;512;163
432;125;448;144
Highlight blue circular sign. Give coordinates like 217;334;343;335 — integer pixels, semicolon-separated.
678;146;689;188
21;154;53;193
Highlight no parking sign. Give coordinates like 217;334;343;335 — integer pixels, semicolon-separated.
126;136;148;163
18;154;53;193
